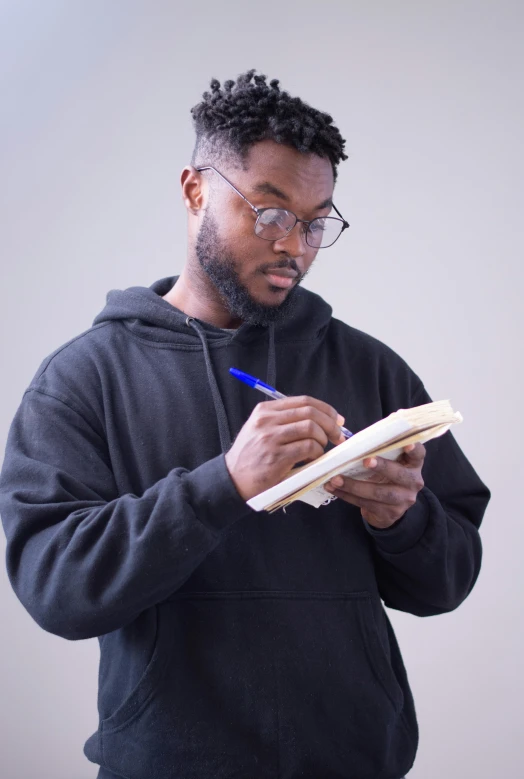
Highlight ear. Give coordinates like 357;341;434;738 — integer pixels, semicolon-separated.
181;166;206;214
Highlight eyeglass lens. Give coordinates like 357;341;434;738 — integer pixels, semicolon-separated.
255;209;343;248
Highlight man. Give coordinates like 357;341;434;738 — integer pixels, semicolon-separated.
0;70;489;779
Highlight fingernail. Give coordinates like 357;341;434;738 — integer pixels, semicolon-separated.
366;458;377;468
332;476;344;487
336;414;345;426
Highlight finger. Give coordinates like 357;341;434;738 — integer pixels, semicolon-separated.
399;442;426;466
326;488;404;521
268;395;346;429
327;479;409;507
361;456;424;488
259;401;345;446
280;438;325;468
275;417;330;449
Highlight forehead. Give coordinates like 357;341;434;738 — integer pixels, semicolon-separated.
231;140;334;208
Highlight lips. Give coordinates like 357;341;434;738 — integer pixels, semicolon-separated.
263;268;298;289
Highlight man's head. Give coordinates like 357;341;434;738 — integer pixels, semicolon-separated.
181;70;348;326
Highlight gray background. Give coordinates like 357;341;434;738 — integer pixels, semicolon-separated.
1;1;522;777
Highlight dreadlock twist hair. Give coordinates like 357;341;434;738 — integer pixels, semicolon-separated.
190;69;347;180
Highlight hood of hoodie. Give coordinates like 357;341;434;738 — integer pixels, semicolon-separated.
93;275;333;347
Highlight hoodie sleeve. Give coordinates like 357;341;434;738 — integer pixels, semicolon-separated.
364;386;490;616
0;387;252;641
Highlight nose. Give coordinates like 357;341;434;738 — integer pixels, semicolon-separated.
271;220;309;261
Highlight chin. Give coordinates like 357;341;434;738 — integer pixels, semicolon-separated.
266;283;290;296
250;289;288;311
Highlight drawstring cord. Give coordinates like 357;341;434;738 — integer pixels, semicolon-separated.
266;323;276;389
185;317;277;452
186;317;232;452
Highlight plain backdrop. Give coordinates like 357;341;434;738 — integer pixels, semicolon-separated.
1;1;522;777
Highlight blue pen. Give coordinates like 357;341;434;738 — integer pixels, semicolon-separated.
229;367;353;438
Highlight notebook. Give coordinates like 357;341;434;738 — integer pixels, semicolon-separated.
247;400;462;512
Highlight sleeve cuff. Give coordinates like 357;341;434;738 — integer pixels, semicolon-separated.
184;454;255;532
363;488;431;553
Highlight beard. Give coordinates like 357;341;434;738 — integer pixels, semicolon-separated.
195;209;307;326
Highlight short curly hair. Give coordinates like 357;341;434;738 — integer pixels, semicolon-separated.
190;69;347;181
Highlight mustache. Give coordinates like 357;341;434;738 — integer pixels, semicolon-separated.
260;258;302;276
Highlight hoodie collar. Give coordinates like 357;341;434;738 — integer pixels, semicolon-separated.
93;275;332;348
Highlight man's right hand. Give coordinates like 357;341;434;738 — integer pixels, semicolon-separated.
224;396;346;501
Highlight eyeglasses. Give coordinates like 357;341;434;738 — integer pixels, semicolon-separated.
196;165;349;249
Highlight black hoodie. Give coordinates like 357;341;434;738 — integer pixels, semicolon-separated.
0;276;490;779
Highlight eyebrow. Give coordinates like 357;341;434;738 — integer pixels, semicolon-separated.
252;181;333;212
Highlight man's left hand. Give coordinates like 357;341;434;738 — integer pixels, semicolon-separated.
324;443;426;530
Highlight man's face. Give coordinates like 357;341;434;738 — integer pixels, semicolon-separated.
194;140;335;326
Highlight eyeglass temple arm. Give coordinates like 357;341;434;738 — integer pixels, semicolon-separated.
197;166;348;226
195;166;259;214
332;203;350;228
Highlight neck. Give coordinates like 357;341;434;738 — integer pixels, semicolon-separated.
162;265;242;329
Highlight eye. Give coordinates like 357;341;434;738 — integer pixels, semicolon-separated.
259;209;293;228
309;218;327;233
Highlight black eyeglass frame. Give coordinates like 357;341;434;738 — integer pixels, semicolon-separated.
196;165;350;249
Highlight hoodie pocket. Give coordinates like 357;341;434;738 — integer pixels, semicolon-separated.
97;593;415;779
354;594;405;713
99;602;175;735
264;591;413;778
98;596;280;779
